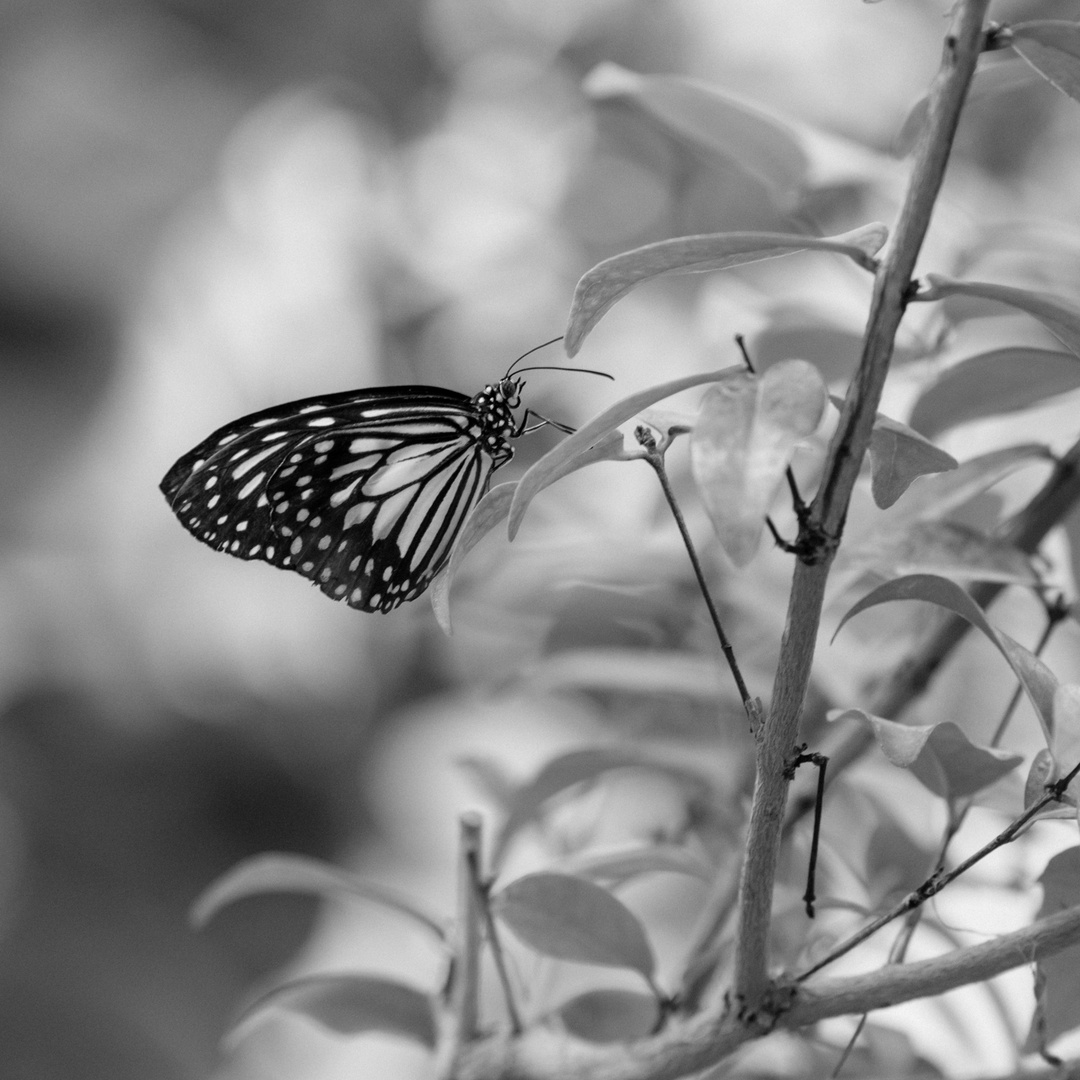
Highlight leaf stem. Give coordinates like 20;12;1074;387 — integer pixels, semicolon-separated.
635;427;755;719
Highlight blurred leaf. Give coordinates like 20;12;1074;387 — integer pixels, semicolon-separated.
1012;22;1080;105
691;360;827;565
527;648;727;701
558;989;660;1043
561;844;715;887
493;872;656;981
1025;847;1080;1052
228;974;437;1049
508;370;736;540
909;348;1080;438
1025;749;1062;811
432;430;627;632
876;444;1050;525
637;406;698;438
584;62;810;196
829;710;1021;800
491;745;711;867
921;275;1080;357
844;520;1039;586
1067;503;1080;606
566;224;886;356
863;817;936;904
191;853;445;940
834;574;1059;742
895;59;1040;156
868;413;958;508
456;755;518;810
1052;686;1080;818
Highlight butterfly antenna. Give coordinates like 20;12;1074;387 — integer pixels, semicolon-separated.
510;364;614;381
505;336;564;377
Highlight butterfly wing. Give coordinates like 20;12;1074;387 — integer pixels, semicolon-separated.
161;386;504;612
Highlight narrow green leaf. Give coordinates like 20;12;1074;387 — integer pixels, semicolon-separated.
558;989;660;1043
493;872;656;981
691;359;826;565
830;710;1022;800
566;224;886;355
833;574;1059;742
228;974;437;1049
921;275;1080;357
1012;22;1080;105
508;370;737;540
868;413;958;508
190;853;445;940
909;348;1080;439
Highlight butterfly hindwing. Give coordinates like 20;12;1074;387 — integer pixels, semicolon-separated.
265;408;495;611
160;385;507;613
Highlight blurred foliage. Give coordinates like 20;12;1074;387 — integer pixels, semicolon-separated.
3;0;1080;1078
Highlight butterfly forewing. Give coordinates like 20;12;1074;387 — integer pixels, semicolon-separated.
160;385;515;613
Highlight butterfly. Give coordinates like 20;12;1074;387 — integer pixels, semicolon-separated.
160;343;609;613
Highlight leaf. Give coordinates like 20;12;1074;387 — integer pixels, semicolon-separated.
921;275;1080;358
1052;685;1080;818
868;413;958;509
492;745;711;867
1025;847;1080;1052
873;443;1050;525
843;520;1039;586
895;60;1041;157
829;710;1022;800
566;224;886;356
690;360;827;565
227;974;437;1049
508;369;738;540
908;348;1080;439
492;872;656;981
584;62;811;196
190;853;445;940
834;574;1059;742
431;430;627;632
527;648;728;701
558;989;660;1043
1012;22;1080;105
561;844;715;887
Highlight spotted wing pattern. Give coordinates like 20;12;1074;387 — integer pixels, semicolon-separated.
160;385;511;612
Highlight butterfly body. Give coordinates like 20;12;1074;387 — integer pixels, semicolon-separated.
161;378;525;612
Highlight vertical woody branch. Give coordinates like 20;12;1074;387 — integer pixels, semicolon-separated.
731;0;994;1005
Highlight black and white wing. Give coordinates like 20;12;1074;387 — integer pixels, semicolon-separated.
160;386;507;612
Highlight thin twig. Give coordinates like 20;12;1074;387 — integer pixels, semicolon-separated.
635;426;755;718
797;755;1080;981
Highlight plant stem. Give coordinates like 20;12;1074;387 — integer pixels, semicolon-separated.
731;0;992;1007
638;432;755;718
453;814;485;1042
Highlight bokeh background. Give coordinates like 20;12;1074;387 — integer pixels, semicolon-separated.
4;0;1080;1077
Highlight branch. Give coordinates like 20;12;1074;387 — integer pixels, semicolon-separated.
789;902;1080;1026
731;0;993;1005
452;902;1080;1080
